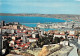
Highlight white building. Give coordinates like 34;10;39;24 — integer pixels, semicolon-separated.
60;41;69;46
67;35;75;39
12;36;16;40
29;38;38;42
32;33;39;38
78;37;80;44
69;31;75;35
11;29;15;33
54;34;65;39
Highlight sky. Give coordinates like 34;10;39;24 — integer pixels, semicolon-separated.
0;0;80;15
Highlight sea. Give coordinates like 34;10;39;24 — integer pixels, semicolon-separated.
0;16;66;31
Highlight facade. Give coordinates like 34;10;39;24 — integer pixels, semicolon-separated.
28;38;38;42
60;41;69;46
54;34;65;39
78;37;80;44
1;21;5;27
32;33;39;38
37;21;80;29
69;31;75;35
0;35;2;55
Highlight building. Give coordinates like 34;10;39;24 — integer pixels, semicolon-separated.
78;37;80;44
60;41;69;46
67;35;75;39
32;33;39;38
13;22;19;25
13;25;20;29
69;31;75;35
0;35;2;55
54;34;65;39
2;36;9;55
0;28;2;34
28;38;38;42
1;21;5;27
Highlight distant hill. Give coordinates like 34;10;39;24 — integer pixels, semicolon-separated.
0;13;80;22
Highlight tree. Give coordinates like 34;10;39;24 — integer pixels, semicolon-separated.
53;37;60;44
65;31;69;39
4;32;9;36
60;37;64;41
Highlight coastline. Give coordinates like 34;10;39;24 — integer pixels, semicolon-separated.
0;13;80;22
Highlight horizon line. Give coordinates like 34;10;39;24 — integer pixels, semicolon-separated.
0;13;80;15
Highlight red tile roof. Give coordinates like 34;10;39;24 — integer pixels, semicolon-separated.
54;34;65;35
68;35;75;36
29;38;38;40
18;39;22;41
26;34;31;36
16;41;21;43
20;44;26;47
17;44;20;46
26;42;31;45
14;48;18;50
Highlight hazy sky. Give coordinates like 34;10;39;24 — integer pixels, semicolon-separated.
0;0;80;14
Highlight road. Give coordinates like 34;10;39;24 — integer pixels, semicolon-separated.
68;43;78;56
68;38;80;56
